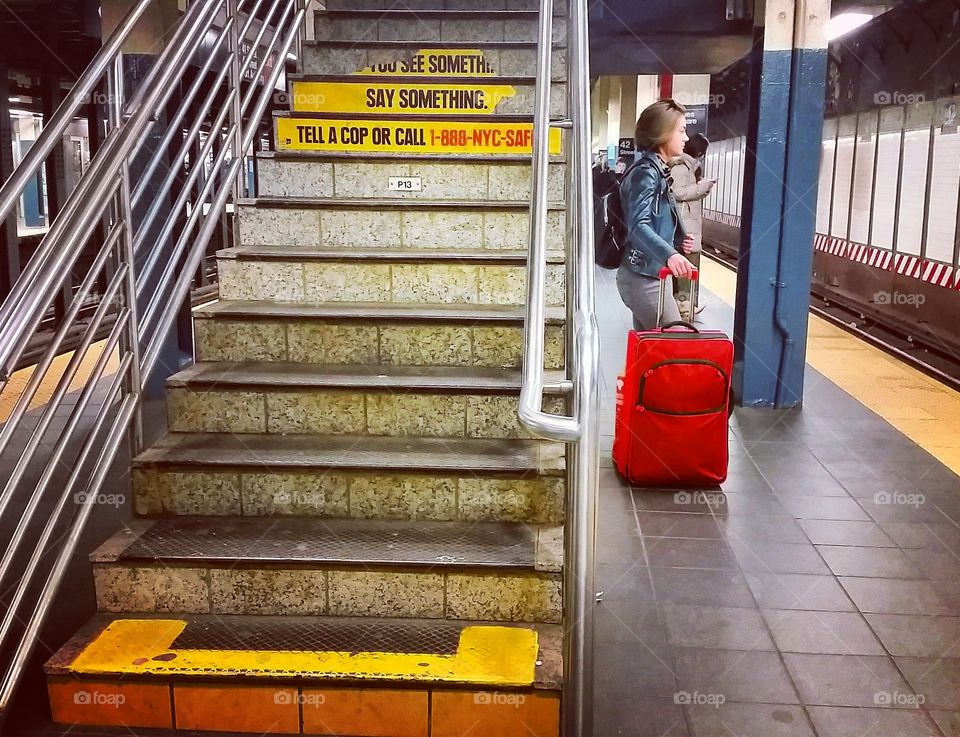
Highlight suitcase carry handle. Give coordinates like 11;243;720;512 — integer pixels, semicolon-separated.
661;320;699;332
657;267;700;281
656;267;699;327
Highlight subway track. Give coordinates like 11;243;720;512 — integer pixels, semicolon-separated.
704;240;960;394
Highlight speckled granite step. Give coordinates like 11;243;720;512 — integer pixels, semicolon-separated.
314;10;567;45
92;518;562;622
301;40;566;80
216;246;565;307
235;197;566;251
256;150;565;199
165;362;568;440
132;432;565;521
192;299;565;369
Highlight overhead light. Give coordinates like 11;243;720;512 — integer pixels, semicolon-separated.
827;12;874;41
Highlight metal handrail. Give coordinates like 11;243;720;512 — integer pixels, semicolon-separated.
0;0;308;716
0;0;154;227
520;0;600;736
0;0;222;383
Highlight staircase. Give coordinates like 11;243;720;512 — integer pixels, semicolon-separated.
44;3;570;736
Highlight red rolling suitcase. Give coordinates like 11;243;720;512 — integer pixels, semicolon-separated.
613;268;732;486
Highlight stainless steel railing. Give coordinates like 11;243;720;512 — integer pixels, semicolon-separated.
520;0;600;735
0;0;308;714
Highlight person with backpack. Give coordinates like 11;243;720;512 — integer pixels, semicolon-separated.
615;99;697;330
669;133;715;320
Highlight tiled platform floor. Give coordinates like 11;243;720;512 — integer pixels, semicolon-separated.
593;264;960;737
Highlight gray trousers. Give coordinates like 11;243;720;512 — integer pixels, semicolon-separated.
616;266;681;331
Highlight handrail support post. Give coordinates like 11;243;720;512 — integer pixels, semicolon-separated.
227;0;247;198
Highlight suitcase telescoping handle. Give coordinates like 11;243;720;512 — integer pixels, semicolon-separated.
656;267;699;329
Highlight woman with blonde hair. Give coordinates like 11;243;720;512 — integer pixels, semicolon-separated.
616;99;697;330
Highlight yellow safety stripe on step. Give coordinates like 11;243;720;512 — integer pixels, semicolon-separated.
290;81;517;116
68;619;539;687
353;49;497;77
277;117;563;155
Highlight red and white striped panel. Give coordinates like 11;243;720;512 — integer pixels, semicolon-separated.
703;210;741;228
922;261;955;287
866;249;893;270
813;233;956;290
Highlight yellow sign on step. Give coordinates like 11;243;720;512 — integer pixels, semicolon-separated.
277;116;563;155
68;619;539;686
355;49;497;76
289;80;517;115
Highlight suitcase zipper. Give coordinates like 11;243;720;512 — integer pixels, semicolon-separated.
637;358;729;415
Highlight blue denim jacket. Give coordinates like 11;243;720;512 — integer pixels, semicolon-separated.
619;149;686;277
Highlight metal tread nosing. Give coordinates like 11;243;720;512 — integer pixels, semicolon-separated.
216;246;566;265
273;108;566;123
100;517;539;570
166;361;568;393
62;617;540;686
289;73;538;85
256;149;567;163
303;39;561;49
237;195;566;210
320;9;541;19
132;433;566;475
191;300;567;324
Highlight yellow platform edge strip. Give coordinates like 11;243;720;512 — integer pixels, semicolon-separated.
701;258;960;475
68;619;538;687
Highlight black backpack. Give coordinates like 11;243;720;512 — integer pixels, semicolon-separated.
594;161;641;269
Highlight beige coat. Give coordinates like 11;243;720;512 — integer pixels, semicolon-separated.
668;153;714;251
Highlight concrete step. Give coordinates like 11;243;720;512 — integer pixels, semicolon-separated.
255;151;565;200
301;40;566;80
314;10;566;45
91;518;562;622
287;74;567;117
132;432;565;522
192;300;566;369
165;362;568;440
236;197;566;251
216;247;565;307
46;612;561;734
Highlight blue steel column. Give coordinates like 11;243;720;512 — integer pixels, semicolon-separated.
734;0;829;407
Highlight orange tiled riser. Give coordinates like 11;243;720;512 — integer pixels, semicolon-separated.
301;687;428;737
432;690;560;737
173;683;299;733
47;677;172;728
